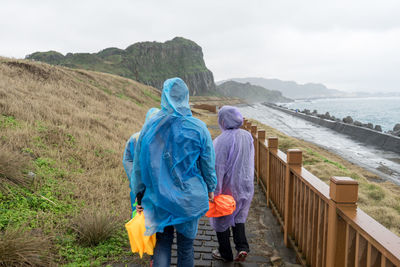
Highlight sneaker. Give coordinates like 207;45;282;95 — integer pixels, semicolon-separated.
212;249;227;261
234;251;248;262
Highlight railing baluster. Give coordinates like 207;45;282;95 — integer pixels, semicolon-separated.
299;181;304;252
322;202;328;267
381;255;386;267
367;242;372;267
311;192;318;267
345;223;350;267
355;232;360;267
304;186;309;262
295;177;300;242
309;190;315;264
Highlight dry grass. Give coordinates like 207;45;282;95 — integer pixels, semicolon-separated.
0;145;31;191
247;118;400;236
0;56;160;214
0;57;161;263
71;209;119;246
0;228;53;267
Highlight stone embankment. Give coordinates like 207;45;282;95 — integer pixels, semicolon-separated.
264;103;400;154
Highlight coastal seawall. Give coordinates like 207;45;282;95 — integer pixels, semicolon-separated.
264;103;400;154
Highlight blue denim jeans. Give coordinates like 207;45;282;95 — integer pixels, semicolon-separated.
153;226;194;267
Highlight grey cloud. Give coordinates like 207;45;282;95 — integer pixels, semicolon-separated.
1;0;399;92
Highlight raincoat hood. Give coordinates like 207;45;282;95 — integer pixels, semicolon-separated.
161;78;191;116
218;106;243;131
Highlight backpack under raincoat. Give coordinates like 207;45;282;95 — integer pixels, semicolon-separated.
123;108;160;215
133;77;217;239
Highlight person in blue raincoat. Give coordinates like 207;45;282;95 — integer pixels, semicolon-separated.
123;107;160;216
133;77;217;267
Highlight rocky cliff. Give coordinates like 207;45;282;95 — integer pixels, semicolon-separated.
26;37;216;95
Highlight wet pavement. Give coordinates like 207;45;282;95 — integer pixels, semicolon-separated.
113;183;299;267
167;183;298;267
238;103;400;185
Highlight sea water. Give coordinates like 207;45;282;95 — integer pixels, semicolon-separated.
237;104;400;184
280;97;400;132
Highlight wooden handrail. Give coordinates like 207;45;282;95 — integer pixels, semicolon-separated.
243;121;400;267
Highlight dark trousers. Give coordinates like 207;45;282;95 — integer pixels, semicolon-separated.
153;226;194;267
216;223;249;261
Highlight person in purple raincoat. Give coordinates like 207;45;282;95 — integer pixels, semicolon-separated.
210;106;255;262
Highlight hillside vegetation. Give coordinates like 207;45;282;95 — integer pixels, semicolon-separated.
216;81;292;103
26;37;216;96
0;57;161;265
222;77;345;99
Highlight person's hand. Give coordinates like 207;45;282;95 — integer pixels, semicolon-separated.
136;205;144;213
208;192;214;202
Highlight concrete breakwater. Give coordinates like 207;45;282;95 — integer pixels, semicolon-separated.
264;103;400;154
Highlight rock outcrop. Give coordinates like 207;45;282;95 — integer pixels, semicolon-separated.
26;37;215;95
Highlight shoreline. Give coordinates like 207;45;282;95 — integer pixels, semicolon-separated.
237;103;400;186
278;97;400;134
264;103;400;155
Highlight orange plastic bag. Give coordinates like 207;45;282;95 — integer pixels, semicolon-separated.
206;194;236;217
125;212;156;258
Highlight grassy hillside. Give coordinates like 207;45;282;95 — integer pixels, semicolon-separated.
0;57;161;266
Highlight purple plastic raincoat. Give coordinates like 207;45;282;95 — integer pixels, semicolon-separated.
210;106;255;232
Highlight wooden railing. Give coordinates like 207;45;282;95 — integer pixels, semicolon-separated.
242;119;400;267
191;104;217;113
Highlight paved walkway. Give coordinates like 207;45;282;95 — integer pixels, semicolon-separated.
169;183;299;267
112;182;299;267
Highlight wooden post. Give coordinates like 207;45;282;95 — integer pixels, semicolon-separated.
326;177;358;267
268;137;278;153
284;149;302;247
251;125;258;179
242;119;247;129
266;137;278;207
257;130;266;185
251;125;257;136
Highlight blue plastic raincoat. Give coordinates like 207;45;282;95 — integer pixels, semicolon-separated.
133;77;217;239
123;108;160;214
210;106;255;232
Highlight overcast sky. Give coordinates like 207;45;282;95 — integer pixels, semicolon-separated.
1;0;400;92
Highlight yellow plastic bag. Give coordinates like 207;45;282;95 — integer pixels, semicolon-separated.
125;212;156;258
